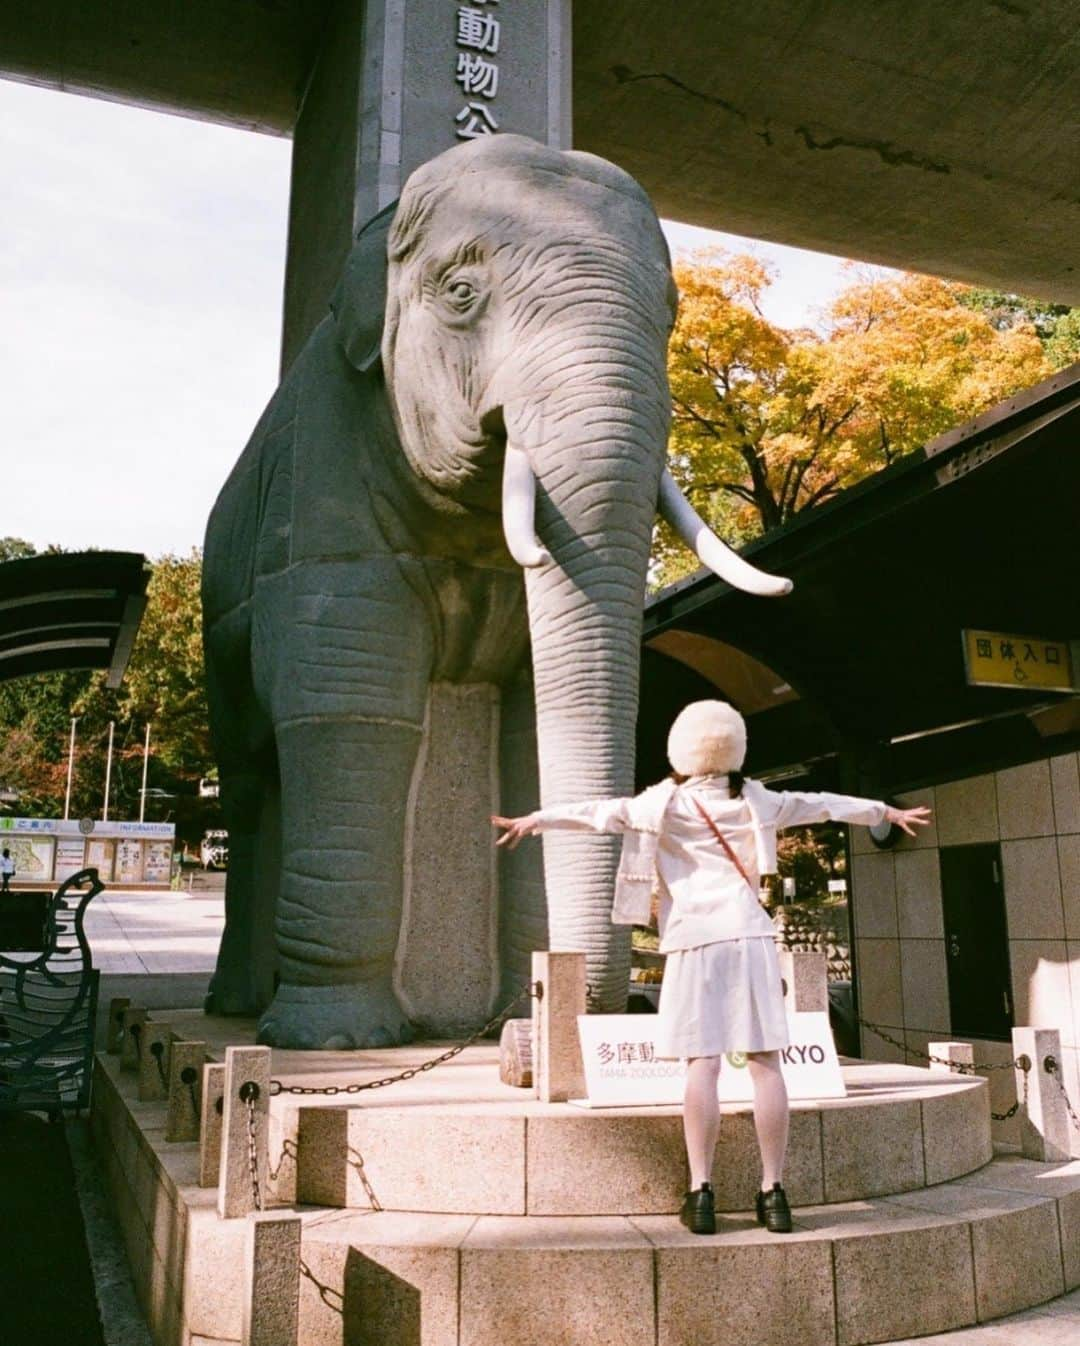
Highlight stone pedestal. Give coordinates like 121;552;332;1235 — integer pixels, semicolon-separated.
396;682;502;1034
532;950;586;1102
1013;1027;1071;1161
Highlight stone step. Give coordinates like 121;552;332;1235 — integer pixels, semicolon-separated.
297;1155;1080;1346
292;1060;992;1216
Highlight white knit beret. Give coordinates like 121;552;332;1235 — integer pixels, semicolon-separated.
666;700;747;777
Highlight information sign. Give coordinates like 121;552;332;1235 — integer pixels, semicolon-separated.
573;1012;845;1108
962;629;1074;692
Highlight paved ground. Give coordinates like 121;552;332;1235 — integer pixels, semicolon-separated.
64;886;1080;1343
84;883;224;975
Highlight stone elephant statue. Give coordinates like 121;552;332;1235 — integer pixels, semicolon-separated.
202;133;790;1049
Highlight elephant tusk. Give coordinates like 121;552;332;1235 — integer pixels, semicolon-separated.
658;469;794;597
502;447;552;568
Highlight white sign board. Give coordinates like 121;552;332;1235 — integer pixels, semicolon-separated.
574;1012;846;1108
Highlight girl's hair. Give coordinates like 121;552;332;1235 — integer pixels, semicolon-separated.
671;769;744;797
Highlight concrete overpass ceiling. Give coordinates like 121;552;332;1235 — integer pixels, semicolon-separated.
0;0;329;134
574;1;1080;303
1;2;1077;299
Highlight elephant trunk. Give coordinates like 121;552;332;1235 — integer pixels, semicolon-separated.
512;383;668;1010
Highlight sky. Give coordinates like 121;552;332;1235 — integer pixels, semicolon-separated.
1;79;862;559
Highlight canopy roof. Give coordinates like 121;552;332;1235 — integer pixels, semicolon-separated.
0;551;149;686
640;363;1080;794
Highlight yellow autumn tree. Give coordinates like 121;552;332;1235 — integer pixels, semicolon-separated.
655;252;1051;587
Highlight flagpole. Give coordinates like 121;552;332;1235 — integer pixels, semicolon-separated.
103;720;115;822
63;717;78;821
139;723;151;822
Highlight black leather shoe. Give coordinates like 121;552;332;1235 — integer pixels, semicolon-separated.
679;1183;716;1235
755;1183;793;1233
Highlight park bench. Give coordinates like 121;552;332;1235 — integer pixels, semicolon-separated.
0;868;104;1118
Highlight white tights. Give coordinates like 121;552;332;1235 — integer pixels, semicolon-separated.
683;1051;789;1190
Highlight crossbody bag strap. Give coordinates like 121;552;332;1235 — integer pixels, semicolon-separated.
691;797;756;893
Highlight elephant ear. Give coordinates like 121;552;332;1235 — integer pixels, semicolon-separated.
330;200;398;373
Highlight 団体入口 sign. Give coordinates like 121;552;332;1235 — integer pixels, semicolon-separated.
962;629;1075;692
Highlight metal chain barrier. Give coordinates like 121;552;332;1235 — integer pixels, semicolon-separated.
346;1145;384;1211
857;1016;1032;1121
299;1259;344;1316
268;1137;298;1185
268;980;538;1098
1046;1055;1080;1134
241;1082;264;1212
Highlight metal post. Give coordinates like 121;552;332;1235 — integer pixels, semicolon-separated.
102;720;115;822
63;717;78;821
139;722;151;822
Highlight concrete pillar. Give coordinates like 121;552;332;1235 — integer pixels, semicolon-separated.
166;1040;207;1143
778;949;828;1012
119;1007;147;1071
928;1041;975;1074
199;1061;227;1189
137;1021;174;1102
219;1046;273;1218
105;997;130;1053
532;950;586;1102
243;1214;301;1346
282;0;573;368
1013;1027;1071;1161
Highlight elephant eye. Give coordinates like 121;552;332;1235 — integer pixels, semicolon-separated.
442;275;481;313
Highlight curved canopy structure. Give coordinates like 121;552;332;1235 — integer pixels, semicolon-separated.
640;362;1080;794
0;551;149;686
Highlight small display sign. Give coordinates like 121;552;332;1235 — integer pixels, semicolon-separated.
963;629;1074;692
573;1012;846;1108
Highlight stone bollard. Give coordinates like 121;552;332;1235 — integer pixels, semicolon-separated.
777;949;828;1012
138;1022;175;1102
243;1214;301;1346
199;1062;227;1188
1013;1027;1071;1161
928;1042;975;1075
166;1041;207;1142
119;1007;148;1071
219;1045;272;1218
105;997;130;1054
531;951;586;1103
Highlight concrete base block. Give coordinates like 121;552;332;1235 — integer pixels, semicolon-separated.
711;1107;825;1211
886;1183;1064;1320
822;1098;925;1201
526;1112;686;1215
826;1209;977;1344
301;1213;475;1346
922;1076;993;1184
298;1107;527;1214
651;1232;835;1346
460;1217;654;1346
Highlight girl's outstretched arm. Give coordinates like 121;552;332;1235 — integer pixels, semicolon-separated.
492;795;639;849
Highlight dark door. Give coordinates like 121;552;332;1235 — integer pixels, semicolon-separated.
940;844;1013;1040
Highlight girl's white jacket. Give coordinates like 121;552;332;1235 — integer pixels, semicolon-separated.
532;775;887;929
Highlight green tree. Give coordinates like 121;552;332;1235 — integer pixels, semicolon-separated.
655;255;1052;587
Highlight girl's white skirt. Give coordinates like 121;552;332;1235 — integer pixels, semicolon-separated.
653;936;789;1059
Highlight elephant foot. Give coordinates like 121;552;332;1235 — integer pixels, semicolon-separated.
256;980;415;1050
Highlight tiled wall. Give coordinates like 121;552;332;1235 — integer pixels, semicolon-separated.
849;753;1080;1155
